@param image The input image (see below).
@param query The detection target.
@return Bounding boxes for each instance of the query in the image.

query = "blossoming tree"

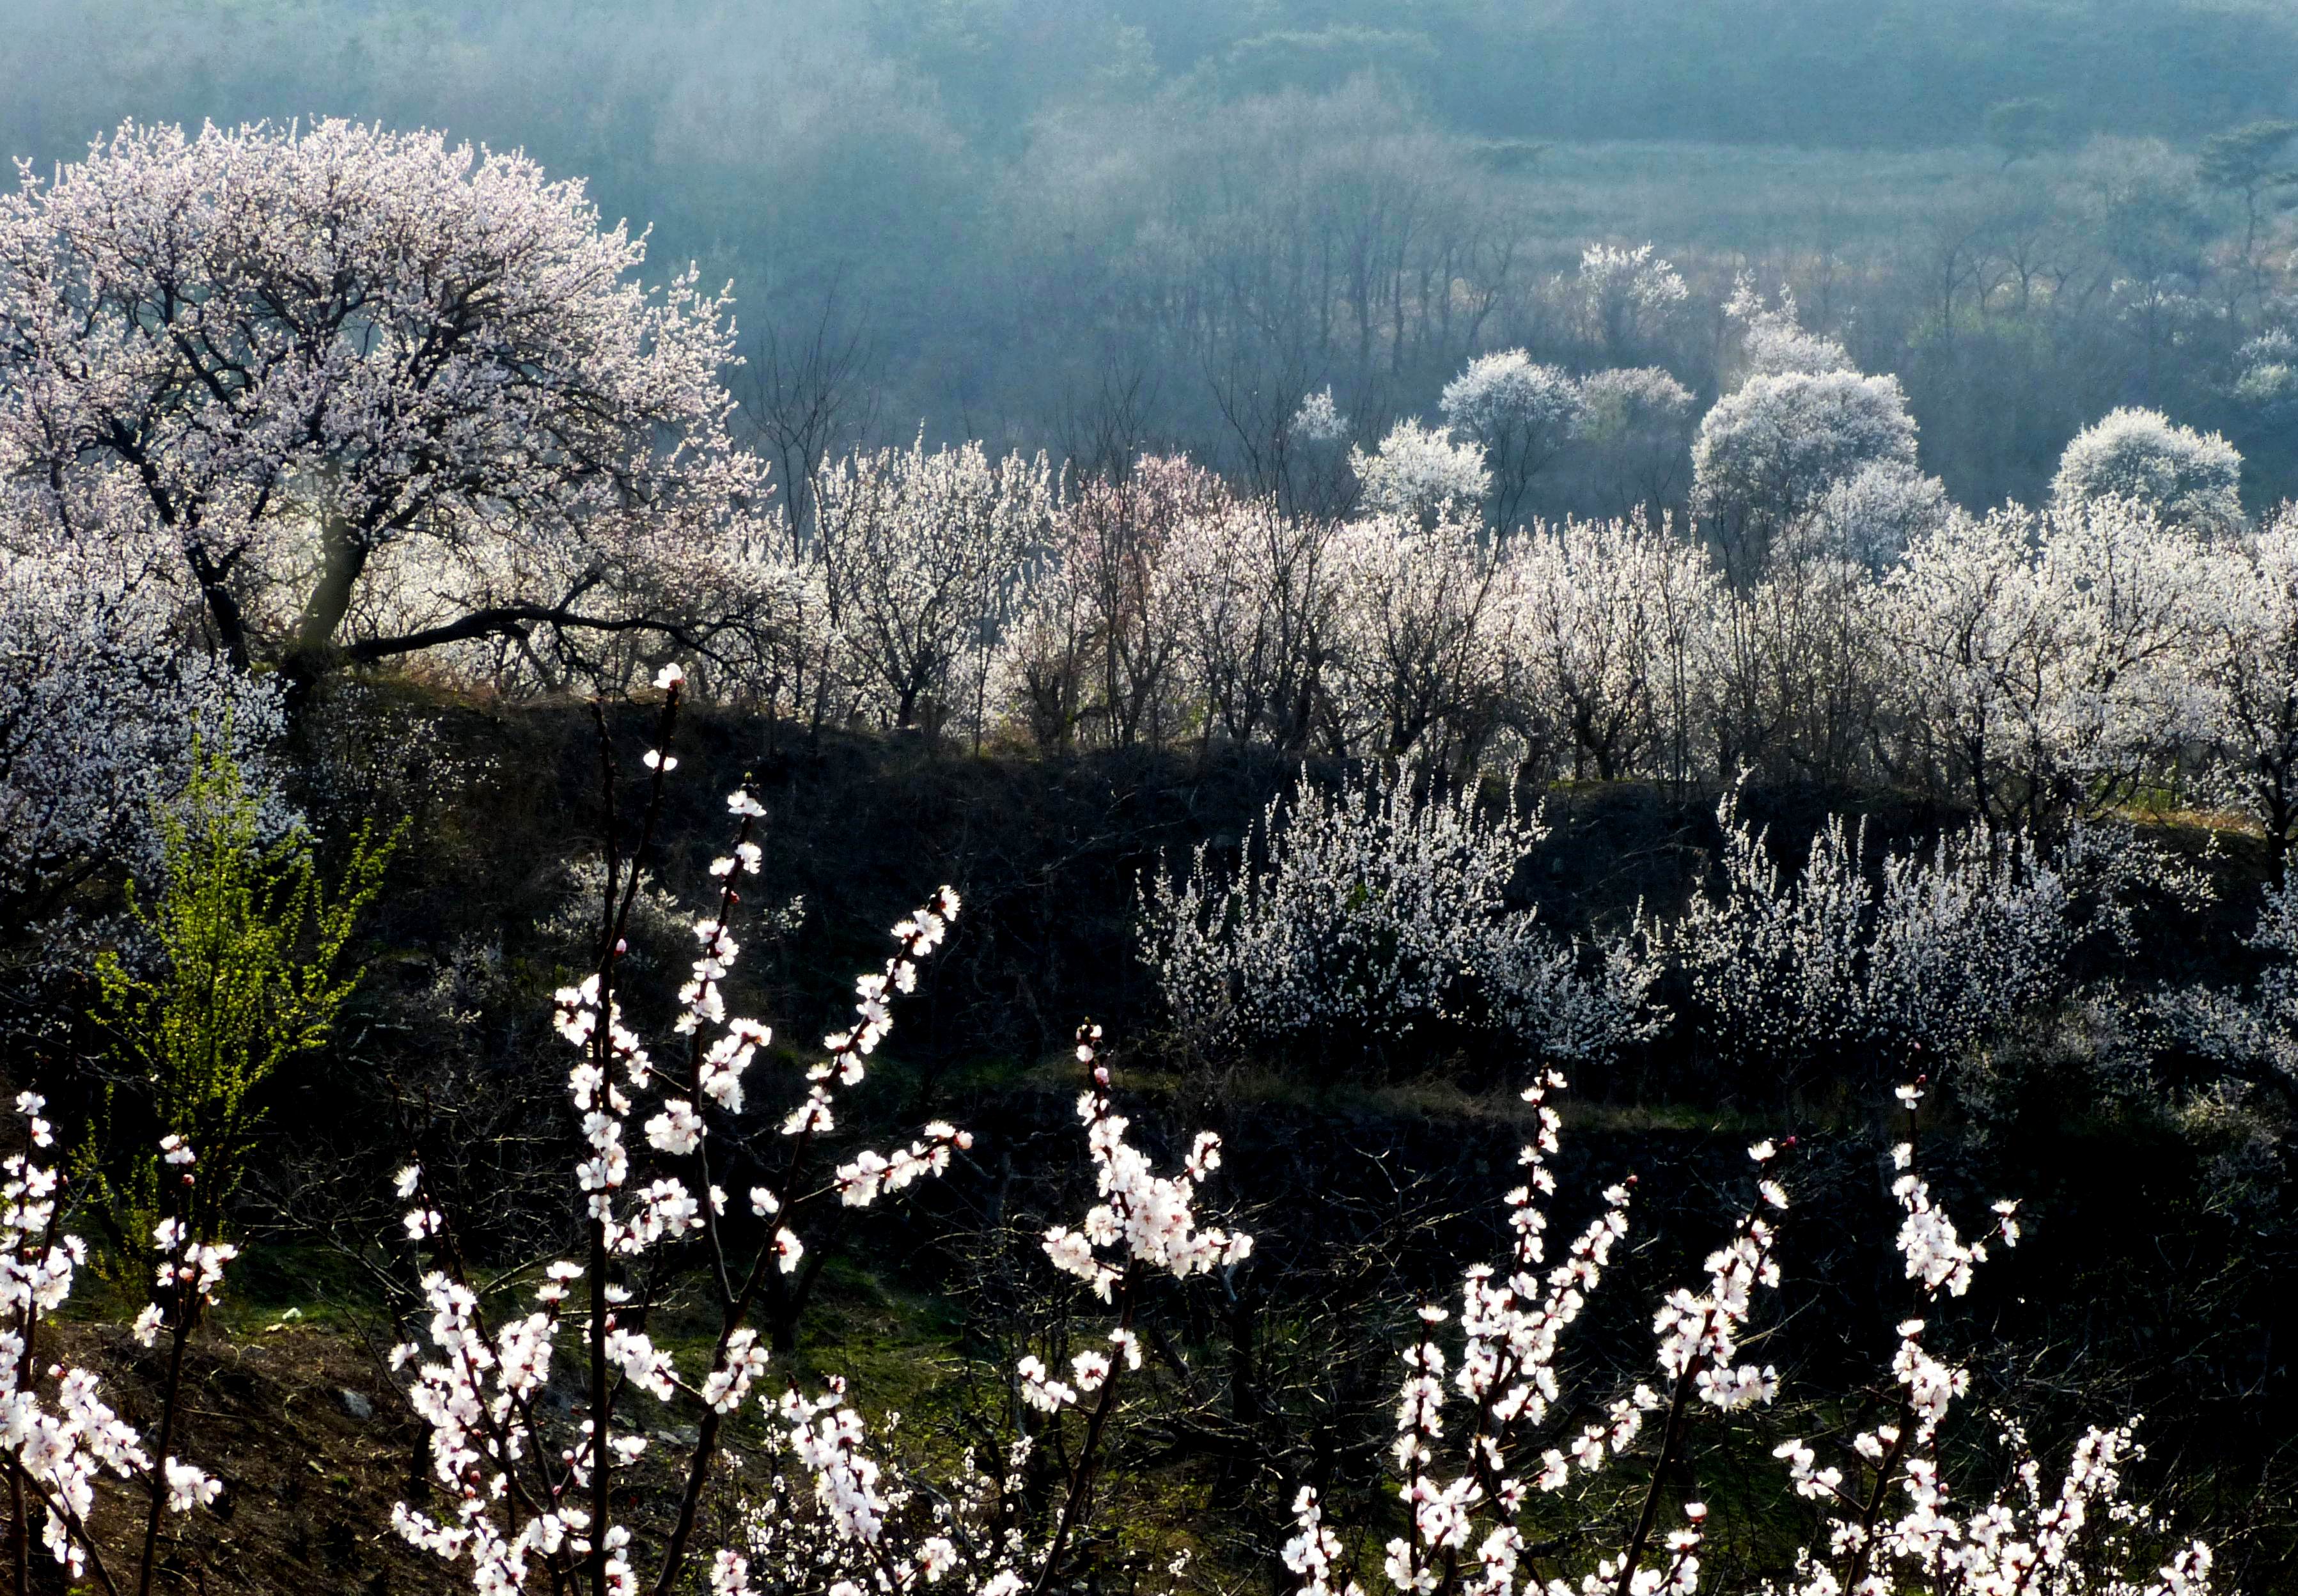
[2052,409,2244,539]
[0,120,765,687]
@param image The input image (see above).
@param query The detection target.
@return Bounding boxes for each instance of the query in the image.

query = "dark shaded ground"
[39,1320,433,1596]
[10,684,2295,1590]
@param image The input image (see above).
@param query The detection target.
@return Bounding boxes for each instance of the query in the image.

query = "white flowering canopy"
[1804,459,1950,569]
[1288,387,1350,445]
[1723,278,1855,383]
[1350,419,1490,528]
[1873,497,2226,827]
[0,120,765,680]
[1439,350,1583,529]
[1575,242,1691,363]
[1574,367,1694,438]
[811,437,1053,730]
[1325,506,1510,763]
[2052,406,2245,537]
[1692,370,1920,567]
[2233,331,2298,414]
[2195,510,2298,860]
[1499,513,1719,783]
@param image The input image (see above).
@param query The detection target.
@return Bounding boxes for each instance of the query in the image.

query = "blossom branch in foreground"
[719,1023,1250,1596]
[391,666,974,1596]
[3,1099,230,1594]
[1340,1067,1780,1596]
[1765,1081,2209,1596]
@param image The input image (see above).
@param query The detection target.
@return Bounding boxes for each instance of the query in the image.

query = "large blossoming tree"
[0,120,767,686]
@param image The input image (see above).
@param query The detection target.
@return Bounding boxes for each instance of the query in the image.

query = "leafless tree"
[733,280,882,559]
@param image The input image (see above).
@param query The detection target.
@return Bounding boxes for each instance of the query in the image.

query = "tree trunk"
[286,514,370,691]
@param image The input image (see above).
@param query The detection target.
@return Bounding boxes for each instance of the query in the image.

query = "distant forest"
[6,0,2298,510]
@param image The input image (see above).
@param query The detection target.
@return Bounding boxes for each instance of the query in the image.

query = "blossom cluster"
[720,1025,1250,1596]
[1040,1024,1254,1303]
[3,1097,231,1583]
[1344,1074,1787,1596]
[1279,1076,2210,1596]
[0,525,285,920]
[1762,1084,2208,1596]
[1661,784,2076,1074]
[0,118,767,689]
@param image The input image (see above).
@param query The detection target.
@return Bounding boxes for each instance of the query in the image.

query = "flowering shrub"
[1138,765,1657,1062]
[2152,871,2298,1088]
[1762,1088,2210,1596]
[1279,1079,2210,1596]
[373,667,974,1589]
[714,1022,1253,1596]
[0,530,281,922]
[1661,786,2072,1076]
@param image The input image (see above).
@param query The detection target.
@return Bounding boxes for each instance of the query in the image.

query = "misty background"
[5,0,2296,512]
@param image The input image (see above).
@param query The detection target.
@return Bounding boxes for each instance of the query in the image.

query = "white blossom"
[1140,765,1656,1060]
[0,119,770,685]
[1352,420,1490,528]
[2053,407,2244,537]
[1440,352,1584,528]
